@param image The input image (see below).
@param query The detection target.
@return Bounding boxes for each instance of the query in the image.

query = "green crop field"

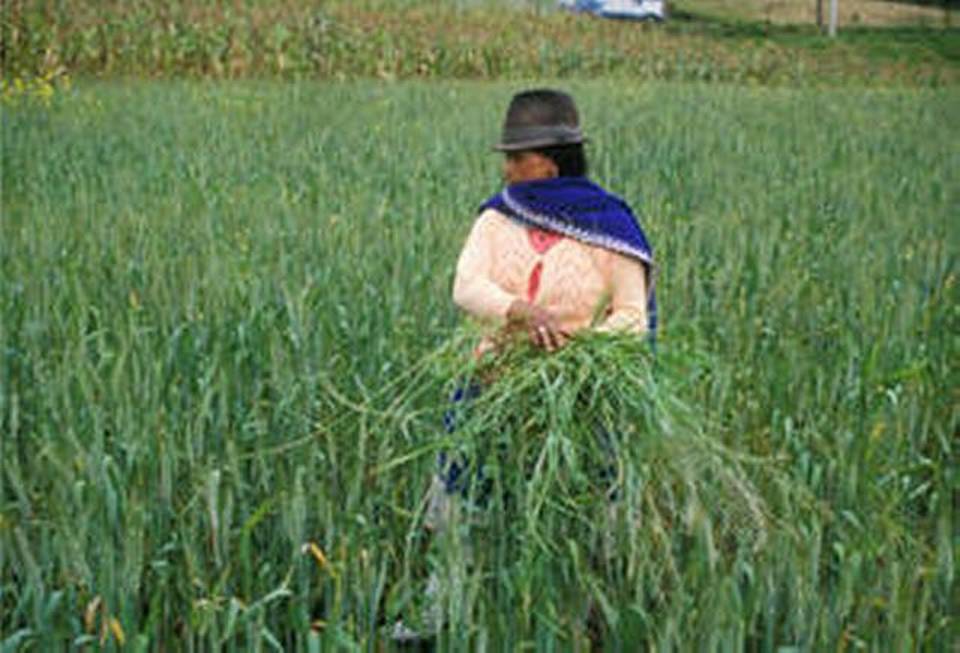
[2,79,957,650]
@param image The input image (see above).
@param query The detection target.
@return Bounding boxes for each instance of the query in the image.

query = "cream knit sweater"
[453,209,650,335]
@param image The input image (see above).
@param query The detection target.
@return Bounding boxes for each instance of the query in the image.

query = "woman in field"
[430,87,658,510]
[393,88,656,643]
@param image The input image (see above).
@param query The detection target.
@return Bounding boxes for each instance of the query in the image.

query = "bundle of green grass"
[393,331,814,644]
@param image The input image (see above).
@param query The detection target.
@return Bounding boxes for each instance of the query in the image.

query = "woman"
[392,88,656,644]
[436,88,658,500]
[453,88,656,353]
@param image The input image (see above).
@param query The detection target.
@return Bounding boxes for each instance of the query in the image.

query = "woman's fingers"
[531,325,548,349]
[541,325,557,351]
[549,327,571,351]
[530,323,568,351]
[513,303,570,351]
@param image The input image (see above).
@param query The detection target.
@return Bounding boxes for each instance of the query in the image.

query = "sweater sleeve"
[597,252,649,335]
[452,210,517,321]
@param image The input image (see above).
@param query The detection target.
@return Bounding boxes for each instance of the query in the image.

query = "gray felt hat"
[493,89,587,152]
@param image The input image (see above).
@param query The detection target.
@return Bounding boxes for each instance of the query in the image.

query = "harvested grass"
[388,331,820,645]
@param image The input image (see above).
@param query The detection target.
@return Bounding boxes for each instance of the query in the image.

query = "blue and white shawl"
[480,176,657,336]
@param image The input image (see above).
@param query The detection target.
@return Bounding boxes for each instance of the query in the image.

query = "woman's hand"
[506,299,570,352]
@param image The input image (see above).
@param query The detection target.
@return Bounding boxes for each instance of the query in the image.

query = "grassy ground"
[2,0,957,85]
[2,79,956,649]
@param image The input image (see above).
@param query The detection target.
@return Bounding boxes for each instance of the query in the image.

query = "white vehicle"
[559,0,667,22]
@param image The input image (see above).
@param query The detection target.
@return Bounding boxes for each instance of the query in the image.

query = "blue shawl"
[480,176,657,336]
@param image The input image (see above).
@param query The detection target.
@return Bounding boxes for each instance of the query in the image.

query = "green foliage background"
[1,80,956,648]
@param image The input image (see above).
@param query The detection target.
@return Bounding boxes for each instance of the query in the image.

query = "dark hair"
[534,143,588,178]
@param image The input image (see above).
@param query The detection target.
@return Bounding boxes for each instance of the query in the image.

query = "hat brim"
[492,136,588,152]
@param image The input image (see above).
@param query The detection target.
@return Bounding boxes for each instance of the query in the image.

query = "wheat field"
[1,80,956,649]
